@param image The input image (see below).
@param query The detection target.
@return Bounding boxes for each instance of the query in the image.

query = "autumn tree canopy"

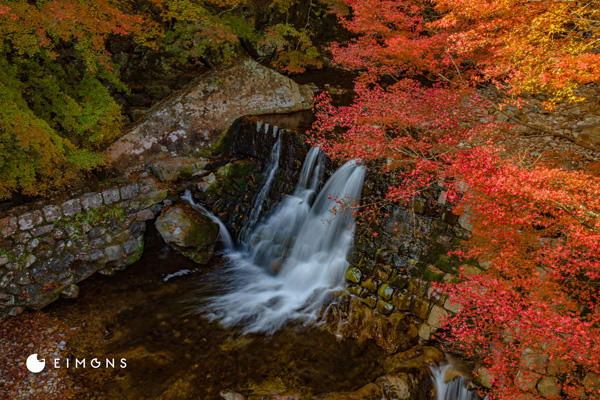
[0,0,332,199]
[313,0,600,398]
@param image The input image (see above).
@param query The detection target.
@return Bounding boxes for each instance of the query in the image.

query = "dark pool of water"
[46,228,385,399]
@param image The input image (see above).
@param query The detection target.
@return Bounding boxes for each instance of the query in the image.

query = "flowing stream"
[244,131,282,233]
[185,146,366,334]
[431,364,481,400]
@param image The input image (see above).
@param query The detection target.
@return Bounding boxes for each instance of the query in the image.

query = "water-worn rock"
[106,58,314,170]
[155,206,219,264]
[324,296,418,354]
[427,305,449,329]
[536,376,561,398]
[321,346,444,400]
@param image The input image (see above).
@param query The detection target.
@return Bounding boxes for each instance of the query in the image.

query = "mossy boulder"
[155,205,219,264]
[215,161,256,179]
[345,266,362,284]
[148,157,208,182]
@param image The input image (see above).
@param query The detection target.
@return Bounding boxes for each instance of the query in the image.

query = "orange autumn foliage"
[315,1,600,398]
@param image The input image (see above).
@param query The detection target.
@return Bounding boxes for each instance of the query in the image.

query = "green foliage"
[152,0,326,71]
[0,0,150,198]
[0,58,68,197]
[260,23,322,73]
[0,52,121,197]
[0,0,334,199]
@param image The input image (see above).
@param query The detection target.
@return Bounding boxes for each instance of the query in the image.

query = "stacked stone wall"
[0,177,167,317]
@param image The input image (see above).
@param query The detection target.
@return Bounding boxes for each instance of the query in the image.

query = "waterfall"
[182,191,234,249]
[244,133,282,233]
[431,364,481,400]
[196,147,365,334]
[242,146,324,267]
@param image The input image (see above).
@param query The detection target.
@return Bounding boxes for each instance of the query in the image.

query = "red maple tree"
[313,1,600,398]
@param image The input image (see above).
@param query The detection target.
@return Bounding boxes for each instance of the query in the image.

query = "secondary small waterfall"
[431,365,480,400]
[182,191,234,249]
[189,146,365,334]
[244,132,281,232]
[242,146,324,270]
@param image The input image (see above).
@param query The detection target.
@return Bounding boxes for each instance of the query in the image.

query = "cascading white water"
[242,147,324,269]
[431,365,480,400]
[244,132,282,232]
[188,147,365,334]
[182,191,234,249]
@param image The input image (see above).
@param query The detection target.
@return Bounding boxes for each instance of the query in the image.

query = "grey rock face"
[106,58,314,170]
[120,183,139,200]
[42,205,62,222]
[80,193,103,210]
[0,177,164,317]
[18,211,43,230]
[61,199,82,217]
[102,188,121,204]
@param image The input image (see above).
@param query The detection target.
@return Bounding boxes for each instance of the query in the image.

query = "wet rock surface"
[155,205,219,264]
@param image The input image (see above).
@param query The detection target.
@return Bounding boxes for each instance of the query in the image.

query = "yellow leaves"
[270,0,296,13]
[438,0,600,106]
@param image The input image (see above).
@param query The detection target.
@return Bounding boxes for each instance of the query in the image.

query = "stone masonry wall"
[315,169,480,356]
[0,177,167,318]
[341,170,474,339]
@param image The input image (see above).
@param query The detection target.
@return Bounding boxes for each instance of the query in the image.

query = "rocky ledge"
[0,178,167,317]
[106,58,315,171]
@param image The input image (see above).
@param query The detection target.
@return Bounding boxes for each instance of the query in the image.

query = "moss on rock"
[155,205,219,264]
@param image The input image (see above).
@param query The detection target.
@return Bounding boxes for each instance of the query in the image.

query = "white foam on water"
[186,147,365,334]
[431,364,481,400]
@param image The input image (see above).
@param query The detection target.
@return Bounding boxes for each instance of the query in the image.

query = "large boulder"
[155,206,219,264]
[106,58,314,170]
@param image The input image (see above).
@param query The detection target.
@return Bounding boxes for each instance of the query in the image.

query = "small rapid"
[244,131,281,233]
[185,146,365,334]
[431,364,481,400]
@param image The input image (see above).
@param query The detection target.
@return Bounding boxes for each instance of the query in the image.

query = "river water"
[45,227,385,399]
[40,142,479,399]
